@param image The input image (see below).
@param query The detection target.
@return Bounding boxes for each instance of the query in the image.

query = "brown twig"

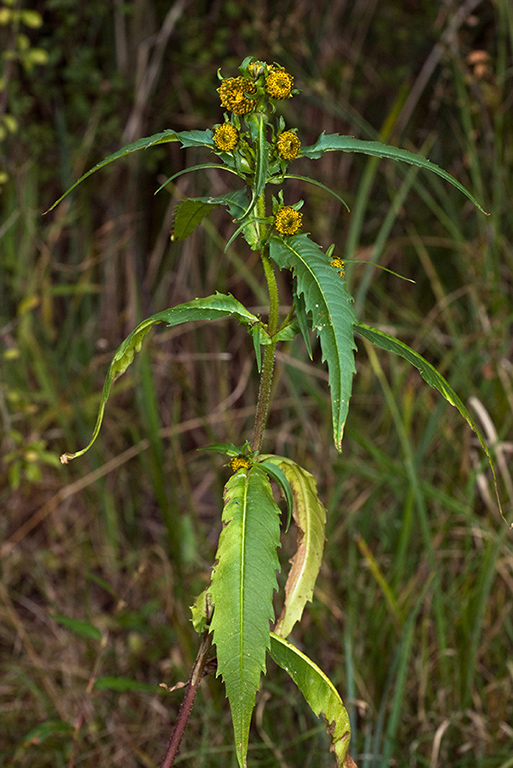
[160,632,213,768]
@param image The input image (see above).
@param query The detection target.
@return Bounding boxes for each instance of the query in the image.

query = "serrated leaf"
[45,129,212,213]
[209,466,281,768]
[260,457,326,637]
[355,321,503,515]
[51,614,102,641]
[269,633,351,766]
[60,294,259,463]
[172,198,221,241]
[300,133,487,213]
[269,234,357,450]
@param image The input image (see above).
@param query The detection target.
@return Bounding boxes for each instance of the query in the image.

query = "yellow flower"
[218,76,257,115]
[229,456,252,473]
[266,69,294,99]
[275,206,303,235]
[213,124,239,151]
[329,257,345,278]
[276,130,301,160]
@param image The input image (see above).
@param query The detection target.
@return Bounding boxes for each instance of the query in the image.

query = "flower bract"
[275,206,303,235]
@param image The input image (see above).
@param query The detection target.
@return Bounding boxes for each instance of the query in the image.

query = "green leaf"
[355,321,504,517]
[51,614,102,641]
[269,633,351,766]
[172,198,221,241]
[201,442,243,457]
[93,676,163,693]
[60,294,259,463]
[209,466,281,768]
[269,234,357,451]
[171,189,257,245]
[45,129,212,212]
[260,457,326,637]
[257,458,294,530]
[283,174,350,212]
[300,133,487,214]
[20,720,73,747]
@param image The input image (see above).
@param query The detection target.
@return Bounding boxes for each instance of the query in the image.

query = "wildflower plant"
[48,56,503,767]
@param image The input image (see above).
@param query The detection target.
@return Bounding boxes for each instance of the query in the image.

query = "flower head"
[276,130,301,161]
[229,456,252,473]
[218,76,257,115]
[329,257,345,278]
[274,206,303,235]
[213,123,239,152]
[266,69,294,100]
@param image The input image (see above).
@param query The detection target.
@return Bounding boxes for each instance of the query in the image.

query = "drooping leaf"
[209,466,281,768]
[269,234,357,450]
[45,129,213,212]
[355,321,504,518]
[269,633,351,766]
[172,198,221,241]
[60,294,259,463]
[300,133,487,214]
[260,456,326,638]
[355,322,488,454]
[171,189,258,247]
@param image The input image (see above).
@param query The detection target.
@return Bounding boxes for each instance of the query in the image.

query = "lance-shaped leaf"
[269,633,351,766]
[209,466,281,768]
[269,234,357,450]
[355,321,504,515]
[60,294,259,463]
[45,129,213,212]
[300,133,487,214]
[260,456,327,638]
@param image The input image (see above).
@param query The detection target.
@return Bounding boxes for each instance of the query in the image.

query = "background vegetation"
[1,0,512,766]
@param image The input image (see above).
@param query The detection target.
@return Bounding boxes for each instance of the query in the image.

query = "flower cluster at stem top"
[213,58,306,241]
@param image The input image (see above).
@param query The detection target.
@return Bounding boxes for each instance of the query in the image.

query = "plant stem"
[252,191,280,451]
[160,632,213,768]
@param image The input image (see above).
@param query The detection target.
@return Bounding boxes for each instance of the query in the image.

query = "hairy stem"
[160,632,213,768]
[252,192,280,451]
